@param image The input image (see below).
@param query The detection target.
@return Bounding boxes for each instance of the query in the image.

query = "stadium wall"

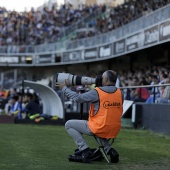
[135,103,170,136]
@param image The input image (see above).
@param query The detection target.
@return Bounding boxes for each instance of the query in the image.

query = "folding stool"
[94,136,115,164]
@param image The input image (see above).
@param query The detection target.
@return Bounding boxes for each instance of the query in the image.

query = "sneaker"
[108,148,119,163]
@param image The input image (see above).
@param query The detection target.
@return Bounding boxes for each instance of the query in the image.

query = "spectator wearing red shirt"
[133,80,150,102]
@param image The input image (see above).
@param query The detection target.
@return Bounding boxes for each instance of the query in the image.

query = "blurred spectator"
[17,93,26,119]
[8,94,19,116]
[158,71,168,95]
[133,80,150,102]
[145,75,160,103]
[23,93,42,119]
[0,89,6,98]
[9,88,17,97]
[156,78,170,103]
[150,75,160,95]
[121,81,131,100]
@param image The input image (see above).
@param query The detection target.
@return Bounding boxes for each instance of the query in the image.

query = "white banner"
[99,45,111,58]
[0,56,19,63]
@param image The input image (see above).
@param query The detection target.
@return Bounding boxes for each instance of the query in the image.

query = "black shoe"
[108,148,119,163]
[81,148,92,163]
[68,154,83,162]
[74,149,82,156]
[68,148,90,163]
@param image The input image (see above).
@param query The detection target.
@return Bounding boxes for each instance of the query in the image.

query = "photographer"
[58,70,124,163]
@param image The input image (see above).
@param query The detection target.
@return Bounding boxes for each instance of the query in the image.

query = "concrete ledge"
[0,115,15,124]
[135,103,170,135]
[121,118,133,128]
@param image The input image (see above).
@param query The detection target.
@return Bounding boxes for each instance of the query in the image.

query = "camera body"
[56,73,102,87]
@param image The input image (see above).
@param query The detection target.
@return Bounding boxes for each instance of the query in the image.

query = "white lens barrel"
[56,73,96,86]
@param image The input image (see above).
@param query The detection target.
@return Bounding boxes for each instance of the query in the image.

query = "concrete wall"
[135,103,170,135]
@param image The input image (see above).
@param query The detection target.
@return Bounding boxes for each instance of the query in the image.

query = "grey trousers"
[65,119,112,153]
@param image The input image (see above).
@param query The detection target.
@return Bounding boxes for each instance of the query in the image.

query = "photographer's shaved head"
[102,70,117,86]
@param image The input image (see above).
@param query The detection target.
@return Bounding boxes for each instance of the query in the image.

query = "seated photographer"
[58,70,123,163]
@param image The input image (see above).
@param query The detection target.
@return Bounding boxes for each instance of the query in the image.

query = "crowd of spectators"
[0,3,103,46]
[73,0,170,40]
[0,87,58,122]
[1,0,170,46]
[58,64,170,106]
[118,65,170,104]
[1,65,170,119]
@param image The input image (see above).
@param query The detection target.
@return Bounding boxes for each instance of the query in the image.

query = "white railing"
[59,83,170,114]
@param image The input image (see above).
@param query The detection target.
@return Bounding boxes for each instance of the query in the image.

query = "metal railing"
[120,83,170,104]
[60,83,170,114]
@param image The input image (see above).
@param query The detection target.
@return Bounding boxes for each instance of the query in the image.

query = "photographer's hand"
[58,79,69,90]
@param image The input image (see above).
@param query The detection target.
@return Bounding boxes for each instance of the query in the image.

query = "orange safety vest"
[88,87,123,138]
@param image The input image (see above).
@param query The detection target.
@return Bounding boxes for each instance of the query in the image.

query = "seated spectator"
[17,93,26,119]
[121,81,131,100]
[156,78,170,103]
[23,93,42,119]
[145,75,160,103]
[128,79,138,101]
[158,71,168,95]
[133,80,150,102]
[150,75,160,95]
[8,95,19,117]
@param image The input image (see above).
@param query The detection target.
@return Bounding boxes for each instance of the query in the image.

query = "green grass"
[0,124,170,170]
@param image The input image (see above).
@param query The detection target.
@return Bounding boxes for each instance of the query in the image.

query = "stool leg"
[99,146,110,163]
[94,136,111,164]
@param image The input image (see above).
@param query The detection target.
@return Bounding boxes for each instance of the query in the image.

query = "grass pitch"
[0,124,170,170]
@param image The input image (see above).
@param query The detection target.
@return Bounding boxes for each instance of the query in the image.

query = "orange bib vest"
[88,87,123,138]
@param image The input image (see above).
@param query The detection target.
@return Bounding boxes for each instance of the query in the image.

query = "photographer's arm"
[58,80,98,103]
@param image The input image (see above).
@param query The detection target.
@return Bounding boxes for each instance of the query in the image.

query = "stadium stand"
[0,3,105,46]
[72,0,170,40]
[0,2,169,54]
[1,1,169,47]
